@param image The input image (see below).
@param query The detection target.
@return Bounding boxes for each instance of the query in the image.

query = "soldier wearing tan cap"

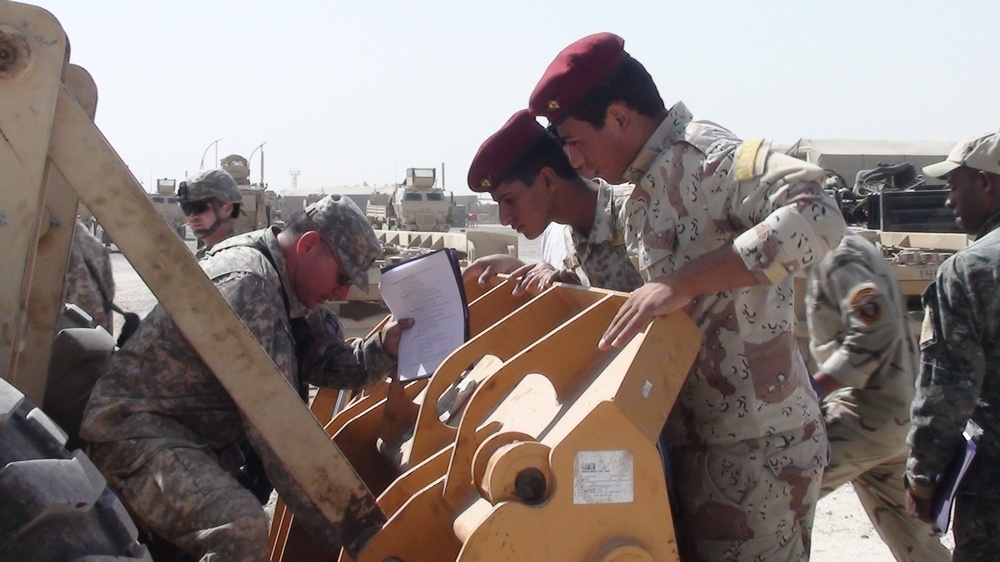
[906,132,1000,561]
[530,33,846,561]
[463,109,642,295]
[82,195,413,560]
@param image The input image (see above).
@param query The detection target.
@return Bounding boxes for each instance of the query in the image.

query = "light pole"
[199,138,222,170]
[248,141,267,188]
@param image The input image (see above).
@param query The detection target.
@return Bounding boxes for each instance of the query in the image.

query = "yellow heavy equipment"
[269,278,700,561]
[0,2,699,560]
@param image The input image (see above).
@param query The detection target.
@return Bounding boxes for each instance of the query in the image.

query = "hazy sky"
[31,1,1000,195]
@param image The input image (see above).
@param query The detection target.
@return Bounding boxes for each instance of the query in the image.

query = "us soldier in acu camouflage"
[529,33,845,561]
[176,168,244,258]
[905,132,1000,562]
[64,219,116,332]
[463,109,643,294]
[81,195,414,561]
[807,232,950,562]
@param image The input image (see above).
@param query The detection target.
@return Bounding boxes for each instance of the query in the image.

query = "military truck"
[221,153,271,232]
[150,178,187,239]
[366,167,454,232]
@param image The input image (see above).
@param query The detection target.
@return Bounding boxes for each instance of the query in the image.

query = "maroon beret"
[529,32,628,125]
[468,110,547,193]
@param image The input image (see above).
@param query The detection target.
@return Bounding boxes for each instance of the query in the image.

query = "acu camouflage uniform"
[64,220,115,332]
[907,212,1000,562]
[621,102,844,561]
[82,201,395,560]
[807,233,949,561]
[558,178,643,292]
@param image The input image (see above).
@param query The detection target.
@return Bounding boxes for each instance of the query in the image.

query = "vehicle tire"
[0,378,152,562]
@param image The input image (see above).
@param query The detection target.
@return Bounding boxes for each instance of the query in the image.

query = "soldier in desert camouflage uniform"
[176,168,244,258]
[64,219,116,332]
[530,33,845,561]
[81,195,413,561]
[807,232,950,562]
[463,109,642,294]
[906,132,1000,562]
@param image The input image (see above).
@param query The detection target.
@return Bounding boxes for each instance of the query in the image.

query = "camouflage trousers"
[668,420,827,562]
[820,402,951,562]
[952,492,1000,562]
[91,440,269,562]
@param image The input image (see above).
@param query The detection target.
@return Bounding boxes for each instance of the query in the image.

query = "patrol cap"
[923,132,1000,178]
[529,32,628,125]
[177,169,243,205]
[305,195,381,291]
[468,110,549,193]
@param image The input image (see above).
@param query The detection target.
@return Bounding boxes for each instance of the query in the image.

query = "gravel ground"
[107,225,953,560]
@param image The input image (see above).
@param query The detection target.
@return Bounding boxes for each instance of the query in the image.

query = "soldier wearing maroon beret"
[530,33,847,561]
[462,109,641,295]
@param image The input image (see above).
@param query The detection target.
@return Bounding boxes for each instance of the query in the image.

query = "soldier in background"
[81,195,413,560]
[807,232,950,561]
[529,33,845,561]
[906,132,1000,562]
[64,219,115,332]
[177,168,243,258]
[462,109,642,295]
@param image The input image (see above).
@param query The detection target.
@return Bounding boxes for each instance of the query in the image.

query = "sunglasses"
[320,239,353,287]
[180,200,213,216]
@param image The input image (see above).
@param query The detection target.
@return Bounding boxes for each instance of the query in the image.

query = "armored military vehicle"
[221,153,271,232]
[150,178,187,239]
[366,167,454,232]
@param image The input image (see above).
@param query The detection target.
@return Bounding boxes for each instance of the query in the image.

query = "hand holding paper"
[379,249,469,382]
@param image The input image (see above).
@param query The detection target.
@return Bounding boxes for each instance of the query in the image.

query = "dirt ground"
[107,228,954,560]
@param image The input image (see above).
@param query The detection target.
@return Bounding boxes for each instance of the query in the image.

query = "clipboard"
[379,248,469,381]
[931,419,983,532]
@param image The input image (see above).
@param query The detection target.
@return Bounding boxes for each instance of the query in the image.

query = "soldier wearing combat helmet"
[177,168,243,257]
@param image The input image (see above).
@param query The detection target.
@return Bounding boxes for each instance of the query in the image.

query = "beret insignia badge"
[547,100,560,110]
[480,179,492,189]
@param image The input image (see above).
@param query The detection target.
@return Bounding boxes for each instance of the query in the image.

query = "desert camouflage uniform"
[808,233,949,561]
[621,102,844,561]
[907,212,1000,562]
[558,179,643,293]
[64,220,115,332]
[82,226,395,561]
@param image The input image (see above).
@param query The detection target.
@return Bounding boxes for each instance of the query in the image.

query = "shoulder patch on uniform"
[919,310,934,346]
[847,282,878,309]
[735,138,765,182]
[919,288,939,348]
[857,300,881,324]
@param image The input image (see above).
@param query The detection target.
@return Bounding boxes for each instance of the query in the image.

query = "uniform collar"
[623,101,693,183]
[975,212,1000,240]
[577,179,618,245]
[262,227,310,318]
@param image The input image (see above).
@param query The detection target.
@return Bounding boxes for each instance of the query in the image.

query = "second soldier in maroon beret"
[462,109,642,296]
[529,32,848,562]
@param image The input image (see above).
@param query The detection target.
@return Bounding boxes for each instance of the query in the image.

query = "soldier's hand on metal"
[380,317,415,359]
[462,254,525,286]
[599,276,692,350]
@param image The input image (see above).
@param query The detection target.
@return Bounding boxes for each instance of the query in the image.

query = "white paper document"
[378,249,468,382]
